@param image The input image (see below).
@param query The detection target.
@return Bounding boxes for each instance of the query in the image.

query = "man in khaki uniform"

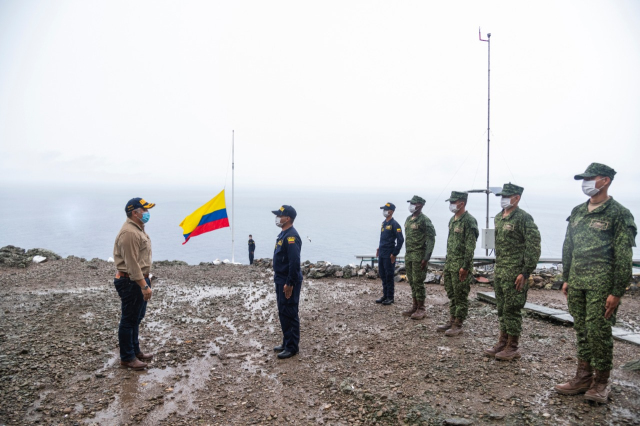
[113,197,155,370]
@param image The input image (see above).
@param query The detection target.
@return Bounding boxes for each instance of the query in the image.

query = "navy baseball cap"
[125,197,155,213]
[272,205,297,220]
[380,202,396,211]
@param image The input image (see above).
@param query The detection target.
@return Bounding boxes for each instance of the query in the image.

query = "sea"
[1,184,639,267]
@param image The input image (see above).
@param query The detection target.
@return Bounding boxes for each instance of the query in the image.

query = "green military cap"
[445,191,468,202]
[495,182,524,197]
[407,195,426,205]
[574,162,616,181]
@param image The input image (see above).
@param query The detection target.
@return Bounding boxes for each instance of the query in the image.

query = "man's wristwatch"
[143,284,150,290]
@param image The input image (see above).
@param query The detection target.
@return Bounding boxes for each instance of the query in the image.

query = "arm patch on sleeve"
[287,237,296,244]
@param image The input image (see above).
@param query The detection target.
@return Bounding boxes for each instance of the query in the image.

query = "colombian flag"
[179,190,230,244]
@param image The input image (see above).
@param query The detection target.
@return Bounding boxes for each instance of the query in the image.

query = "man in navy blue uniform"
[271,205,303,359]
[376,202,404,305]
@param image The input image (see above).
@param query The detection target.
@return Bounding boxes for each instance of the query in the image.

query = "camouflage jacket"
[445,211,479,270]
[562,197,637,297]
[404,213,436,261]
[494,207,541,278]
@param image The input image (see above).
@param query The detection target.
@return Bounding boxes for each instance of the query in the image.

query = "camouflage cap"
[574,163,616,181]
[495,182,524,197]
[445,191,468,202]
[407,195,426,205]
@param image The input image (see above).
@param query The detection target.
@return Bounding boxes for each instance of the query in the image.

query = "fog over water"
[1,184,638,266]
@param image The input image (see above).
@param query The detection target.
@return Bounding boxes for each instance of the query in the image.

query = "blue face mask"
[140,211,150,224]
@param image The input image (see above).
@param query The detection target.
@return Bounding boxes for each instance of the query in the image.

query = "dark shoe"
[495,335,521,360]
[402,298,418,317]
[437,316,455,332]
[584,370,610,403]
[277,350,297,359]
[484,331,508,357]
[410,301,426,320]
[273,345,285,352]
[555,359,594,395]
[120,358,147,370]
[382,298,394,305]
[375,296,387,304]
[444,318,464,337]
[136,352,154,361]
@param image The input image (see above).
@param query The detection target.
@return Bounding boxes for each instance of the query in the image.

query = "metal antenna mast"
[480,28,491,255]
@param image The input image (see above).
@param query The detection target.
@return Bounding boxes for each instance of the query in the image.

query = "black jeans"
[249,251,254,265]
[114,277,149,362]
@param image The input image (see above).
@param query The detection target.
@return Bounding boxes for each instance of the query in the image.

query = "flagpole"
[480,28,491,256]
[231,130,235,263]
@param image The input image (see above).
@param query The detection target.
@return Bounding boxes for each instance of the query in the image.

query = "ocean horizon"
[1,183,639,267]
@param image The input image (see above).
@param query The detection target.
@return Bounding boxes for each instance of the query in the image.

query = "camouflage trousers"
[568,286,618,371]
[494,271,529,336]
[405,259,427,302]
[443,263,472,320]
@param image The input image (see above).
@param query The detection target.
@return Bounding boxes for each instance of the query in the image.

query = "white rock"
[213,259,222,265]
[32,256,47,263]
[107,257,114,262]
[222,259,230,264]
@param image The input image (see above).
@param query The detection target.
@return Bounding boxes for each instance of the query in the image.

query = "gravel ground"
[1,258,639,425]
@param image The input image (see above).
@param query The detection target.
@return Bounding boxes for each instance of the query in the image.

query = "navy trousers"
[275,281,301,353]
[114,277,149,362]
[378,253,396,300]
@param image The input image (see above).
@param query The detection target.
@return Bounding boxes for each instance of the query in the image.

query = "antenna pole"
[486,33,491,255]
[231,130,235,263]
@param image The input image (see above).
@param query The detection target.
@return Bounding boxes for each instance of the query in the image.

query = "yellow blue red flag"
[179,190,229,244]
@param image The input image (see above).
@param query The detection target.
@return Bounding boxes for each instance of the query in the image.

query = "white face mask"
[582,178,604,197]
[383,210,391,218]
[408,204,417,213]
[449,203,460,213]
[275,216,286,228]
[500,197,513,210]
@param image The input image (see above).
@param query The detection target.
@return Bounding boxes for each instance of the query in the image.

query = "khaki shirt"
[113,219,152,281]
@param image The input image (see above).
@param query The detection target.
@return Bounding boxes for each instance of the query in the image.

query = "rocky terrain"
[1,250,640,425]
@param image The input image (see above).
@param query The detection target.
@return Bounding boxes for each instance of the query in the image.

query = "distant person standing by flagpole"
[248,234,256,265]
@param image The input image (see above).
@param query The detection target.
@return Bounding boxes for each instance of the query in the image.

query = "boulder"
[366,271,378,279]
[342,266,353,279]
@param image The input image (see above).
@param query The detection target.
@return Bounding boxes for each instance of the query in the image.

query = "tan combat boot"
[555,360,594,395]
[495,335,521,360]
[437,316,455,332]
[584,370,611,403]
[483,330,508,357]
[444,318,464,337]
[402,298,418,317]
[411,301,426,320]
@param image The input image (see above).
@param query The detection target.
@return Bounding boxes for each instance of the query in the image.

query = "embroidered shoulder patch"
[397,228,401,232]
[589,220,609,231]
[287,236,296,244]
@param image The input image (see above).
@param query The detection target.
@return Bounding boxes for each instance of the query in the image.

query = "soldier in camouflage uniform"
[402,195,436,320]
[483,183,541,361]
[438,191,479,336]
[555,163,637,404]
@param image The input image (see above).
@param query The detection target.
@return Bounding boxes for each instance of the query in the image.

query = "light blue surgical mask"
[140,211,150,224]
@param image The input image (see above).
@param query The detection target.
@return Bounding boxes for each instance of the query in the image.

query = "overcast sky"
[1,0,639,196]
